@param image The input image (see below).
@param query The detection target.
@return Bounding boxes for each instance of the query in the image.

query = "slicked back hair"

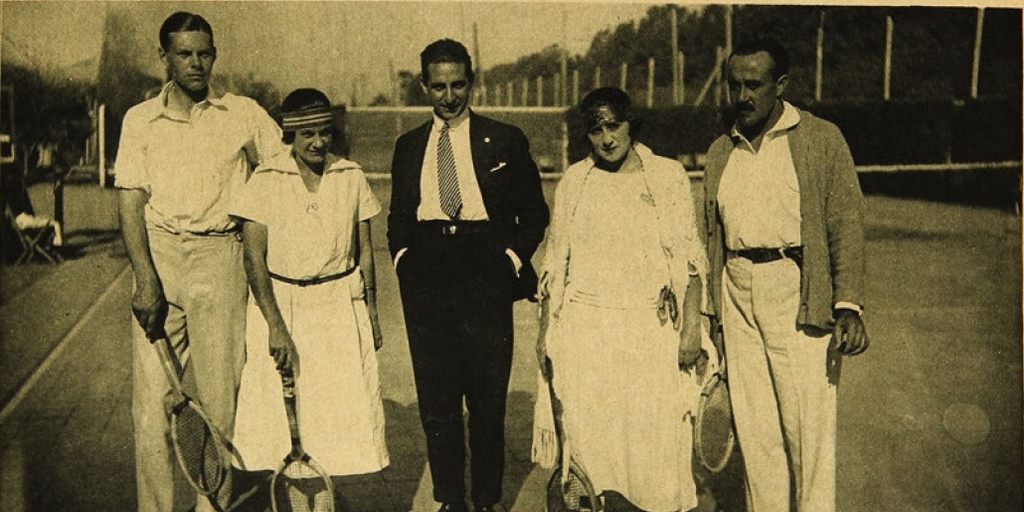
[731,38,789,80]
[159,11,214,50]
[419,39,475,84]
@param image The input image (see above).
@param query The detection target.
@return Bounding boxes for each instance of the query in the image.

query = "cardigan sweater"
[703,105,865,330]
[542,143,708,321]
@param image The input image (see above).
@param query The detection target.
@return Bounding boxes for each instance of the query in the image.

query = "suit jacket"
[387,111,550,301]
[703,105,865,330]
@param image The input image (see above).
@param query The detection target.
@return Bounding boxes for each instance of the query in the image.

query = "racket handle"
[152,337,186,399]
[280,371,303,452]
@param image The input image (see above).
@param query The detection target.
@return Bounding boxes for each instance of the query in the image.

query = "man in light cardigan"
[702,38,869,512]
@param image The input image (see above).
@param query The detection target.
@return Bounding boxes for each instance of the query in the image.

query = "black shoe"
[437,502,469,512]
[473,504,503,512]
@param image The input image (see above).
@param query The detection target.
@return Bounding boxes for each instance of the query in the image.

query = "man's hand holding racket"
[268,326,300,374]
[132,276,168,341]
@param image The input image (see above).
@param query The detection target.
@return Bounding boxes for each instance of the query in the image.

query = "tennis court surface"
[1,180,1020,511]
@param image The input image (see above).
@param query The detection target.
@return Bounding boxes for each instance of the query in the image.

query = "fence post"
[671,7,679,105]
[884,15,893,101]
[816,10,824,102]
[98,104,106,188]
[536,75,544,106]
[678,51,685,105]
[620,62,628,91]
[572,68,580,107]
[647,57,655,108]
[971,7,985,99]
[554,73,562,106]
[594,66,602,90]
[522,78,529,106]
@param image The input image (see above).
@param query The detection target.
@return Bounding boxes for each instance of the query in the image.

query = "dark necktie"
[436,122,463,219]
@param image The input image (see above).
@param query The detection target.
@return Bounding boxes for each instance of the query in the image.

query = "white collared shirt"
[416,111,489,221]
[717,101,803,251]
[115,82,284,234]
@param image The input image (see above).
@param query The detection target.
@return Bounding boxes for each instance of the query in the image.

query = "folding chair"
[4,206,62,265]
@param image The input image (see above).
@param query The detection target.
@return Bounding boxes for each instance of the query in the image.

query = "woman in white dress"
[230,88,389,476]
[536,87,710,512]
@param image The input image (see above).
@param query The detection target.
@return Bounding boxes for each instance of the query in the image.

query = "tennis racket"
[693,325,735,473]
[543,358,603,512]
[152,336,228,496]
[270,371,335,512]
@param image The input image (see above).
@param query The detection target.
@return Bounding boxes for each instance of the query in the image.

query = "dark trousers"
[396,223,515,506]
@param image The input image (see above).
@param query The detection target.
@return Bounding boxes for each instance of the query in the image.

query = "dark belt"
[269,266,357,287]
[416,220,493,236]
[732,246,803,264]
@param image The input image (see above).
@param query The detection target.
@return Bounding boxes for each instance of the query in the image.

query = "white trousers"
[722,256,836,512]
[131,229,247,512]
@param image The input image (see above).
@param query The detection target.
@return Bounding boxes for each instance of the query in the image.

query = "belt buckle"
[442,224,458,235]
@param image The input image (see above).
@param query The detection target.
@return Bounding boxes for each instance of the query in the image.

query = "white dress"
[229,151,389,475]
[547,170,698,512]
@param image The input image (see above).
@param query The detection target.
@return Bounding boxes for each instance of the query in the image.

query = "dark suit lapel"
[469,113,498,205]
[407,121,432,185]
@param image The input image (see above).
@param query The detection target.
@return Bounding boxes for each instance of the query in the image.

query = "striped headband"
[281,106,333,131]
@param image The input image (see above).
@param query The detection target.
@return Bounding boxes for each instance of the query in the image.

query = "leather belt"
[417,220,493,236]
[270,266,357,287]
[731,246,803,264]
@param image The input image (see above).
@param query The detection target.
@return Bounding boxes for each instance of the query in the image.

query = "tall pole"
[671,7,679,105]
[561,6,569,107]
[678,52,685,105]
[473,22,484,105]
[724,4,732,63]
[815,10,824,102]
[971,7,985,99]
[884,15,893,101]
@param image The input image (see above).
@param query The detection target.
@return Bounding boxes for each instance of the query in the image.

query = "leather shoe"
[436,502,469,512]
[474,505,502,512]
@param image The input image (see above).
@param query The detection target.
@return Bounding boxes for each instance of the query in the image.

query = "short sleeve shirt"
[231,151,381,280]
[114,82,284,233]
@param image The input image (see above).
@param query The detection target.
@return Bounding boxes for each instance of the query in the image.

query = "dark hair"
[419,39,475,84]
[731,38,790,79]
[279,88,337,144]
[579,87,642,136]
[159,12,214,50]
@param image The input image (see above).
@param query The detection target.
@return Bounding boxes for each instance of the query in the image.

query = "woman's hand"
[268,326,299,374]
[677,319,702,368]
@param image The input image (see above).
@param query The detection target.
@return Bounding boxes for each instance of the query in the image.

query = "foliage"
[423,4,1022,107]
[1,62,94,169]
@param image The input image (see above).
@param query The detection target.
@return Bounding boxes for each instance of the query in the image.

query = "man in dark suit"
[387,39,549,512]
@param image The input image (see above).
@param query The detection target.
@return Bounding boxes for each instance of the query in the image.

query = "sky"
[1,1,661,104]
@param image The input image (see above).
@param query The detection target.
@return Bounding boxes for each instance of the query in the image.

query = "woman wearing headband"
[229,88,389,476]
[534,87,710,511]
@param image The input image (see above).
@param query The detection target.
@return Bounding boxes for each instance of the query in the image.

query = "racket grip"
[152,337,186,398]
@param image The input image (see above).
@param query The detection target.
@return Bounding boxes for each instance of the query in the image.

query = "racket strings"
[273,461,333,512]
[547,467,600,512]
[696,376,735,472]
[172,405,224,494]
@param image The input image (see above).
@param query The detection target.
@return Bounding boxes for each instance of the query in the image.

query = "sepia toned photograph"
[1,2,1021,511]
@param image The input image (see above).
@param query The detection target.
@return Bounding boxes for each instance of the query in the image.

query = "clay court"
[0,176,1020,512]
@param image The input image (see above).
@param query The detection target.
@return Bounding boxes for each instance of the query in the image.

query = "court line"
[0,264,131,425]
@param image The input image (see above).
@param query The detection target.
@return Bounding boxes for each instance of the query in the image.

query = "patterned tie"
[436,122,463,219]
